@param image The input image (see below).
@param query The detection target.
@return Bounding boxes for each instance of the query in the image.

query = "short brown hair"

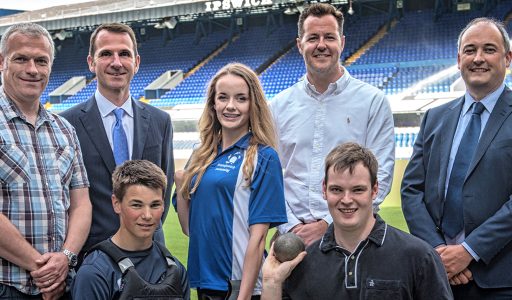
[112,160,167,201]
[89,23,138,57]
[324,142,378,187]
[457,17,510,53]
[298,3,344,38]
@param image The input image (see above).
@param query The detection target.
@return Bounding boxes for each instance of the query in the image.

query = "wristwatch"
[62,249,78,267]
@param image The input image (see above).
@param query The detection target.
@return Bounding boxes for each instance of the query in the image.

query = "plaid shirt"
[0,90,89,295]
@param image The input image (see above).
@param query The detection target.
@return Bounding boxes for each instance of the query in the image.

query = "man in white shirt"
[270,3,395,245]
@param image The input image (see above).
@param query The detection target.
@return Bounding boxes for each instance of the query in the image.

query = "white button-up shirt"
[95,89,135,159]
[270,67,395,233]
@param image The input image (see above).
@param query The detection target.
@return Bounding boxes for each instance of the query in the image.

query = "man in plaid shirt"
[0,23,91,299]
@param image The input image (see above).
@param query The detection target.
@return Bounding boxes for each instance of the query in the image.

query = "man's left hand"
[42,281,66,300]
[436,245,473,279]
[31,252,69,293]
[291,220,327,246]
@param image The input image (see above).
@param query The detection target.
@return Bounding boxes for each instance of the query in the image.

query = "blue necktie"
[442,102,485,238]
[112,108,129,165]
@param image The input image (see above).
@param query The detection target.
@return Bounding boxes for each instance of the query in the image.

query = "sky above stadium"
[0,0,98,11]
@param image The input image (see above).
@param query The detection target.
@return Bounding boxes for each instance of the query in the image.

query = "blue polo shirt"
[188,133,287,293]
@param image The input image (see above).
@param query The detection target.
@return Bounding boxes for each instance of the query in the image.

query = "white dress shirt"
[270,67,395,233]
[95,89,135,159]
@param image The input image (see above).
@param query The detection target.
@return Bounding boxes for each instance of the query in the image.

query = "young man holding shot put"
[261,143,452,300]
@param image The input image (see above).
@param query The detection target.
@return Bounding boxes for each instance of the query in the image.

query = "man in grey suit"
[61,23,174,259]
[401,17,512,298]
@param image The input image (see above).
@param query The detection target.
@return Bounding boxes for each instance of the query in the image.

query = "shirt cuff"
[322,214,333,225]
[278,221,299,234]
[462,242,480,262]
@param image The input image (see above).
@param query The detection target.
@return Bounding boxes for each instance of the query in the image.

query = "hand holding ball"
[273,233,305,263]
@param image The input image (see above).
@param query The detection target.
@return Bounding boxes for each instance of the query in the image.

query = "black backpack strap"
[153,241,177,268]
[87,240,134,274]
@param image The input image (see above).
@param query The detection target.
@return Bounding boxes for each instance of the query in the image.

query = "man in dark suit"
[61,23,174,257]
[401,17,512,299]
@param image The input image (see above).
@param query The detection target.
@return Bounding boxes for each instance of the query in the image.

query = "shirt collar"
[0,88,53,124]
[304,66,350,97]
[462,83,505,115]
[319,214,387,253]
[217,132,252,153]
[95,89,134,118]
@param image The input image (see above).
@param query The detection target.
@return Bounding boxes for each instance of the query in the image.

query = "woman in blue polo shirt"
[175,63,287,299]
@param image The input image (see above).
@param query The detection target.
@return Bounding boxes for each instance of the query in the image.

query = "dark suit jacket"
[61,96,174,251]
[401,87,512,288]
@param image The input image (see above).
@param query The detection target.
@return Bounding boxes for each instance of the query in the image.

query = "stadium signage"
[204,0,273,12]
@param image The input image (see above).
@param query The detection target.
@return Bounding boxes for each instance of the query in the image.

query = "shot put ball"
[273,233,305,263]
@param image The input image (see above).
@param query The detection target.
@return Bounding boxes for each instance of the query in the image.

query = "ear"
[371,182,379,200]
[0,54,4,72]
[296,37,303,55]
[87,55,95,73]
[340,35,346,53]
[457,52,461,70]
[112,194,121,214]
[322,179,327,200]
[134,54,140,73]
[505,50,512,68]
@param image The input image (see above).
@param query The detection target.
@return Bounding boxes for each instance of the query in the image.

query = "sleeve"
[71,256,113,300]
[465,194,512,264]
[248,148,287,228]
[400,110,445,247]
[414,249,452,300]
[277,201,302,234]
[69,126,90,189]
[366,93,395,210]
[161,114,175,223]
[269,99,303,234]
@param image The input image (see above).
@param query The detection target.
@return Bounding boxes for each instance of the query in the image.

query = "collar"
[462,83,504,115]
[304,66,350,97]
[0,88,53,124]
[217,131,252,153]
[95,89,134,118]
[319,214,387,253]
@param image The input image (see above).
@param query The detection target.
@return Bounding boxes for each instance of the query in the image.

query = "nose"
[473,49,485,64]
[225,97,236,110]
[338,192,352,204]
[141,207,152,220]
[110,53,122,68]
[25,59,38,75]
[317,37,327,50]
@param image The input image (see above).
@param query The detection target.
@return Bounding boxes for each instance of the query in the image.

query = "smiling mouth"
[20,78,41,83]
[223,113,240,119]
[107,72,127,76]
[137,223,154,228]
[339,208,357,214]
[469,67,489,72]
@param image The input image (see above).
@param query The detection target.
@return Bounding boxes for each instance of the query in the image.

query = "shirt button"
[351,256,355,260]
[349,272,353,276]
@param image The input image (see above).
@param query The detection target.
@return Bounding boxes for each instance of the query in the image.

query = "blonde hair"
[180,63,277,200]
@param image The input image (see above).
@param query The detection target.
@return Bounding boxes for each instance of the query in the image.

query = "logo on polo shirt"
[215,151,242,173]
[226,152,242,164]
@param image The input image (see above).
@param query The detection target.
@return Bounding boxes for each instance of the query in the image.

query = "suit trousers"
[452,281,512,300]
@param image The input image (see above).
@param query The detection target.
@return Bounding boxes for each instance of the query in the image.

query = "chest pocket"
[55,145,74,185]
[0,144,30,184]
[364,279,402,300]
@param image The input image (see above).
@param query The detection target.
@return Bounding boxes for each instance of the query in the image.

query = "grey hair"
[0,22,55,62]
[457,17,510,53]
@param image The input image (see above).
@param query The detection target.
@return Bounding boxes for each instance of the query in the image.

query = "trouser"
[0,284,41,300]
[451,281,512,300]
[197,288,261,300]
